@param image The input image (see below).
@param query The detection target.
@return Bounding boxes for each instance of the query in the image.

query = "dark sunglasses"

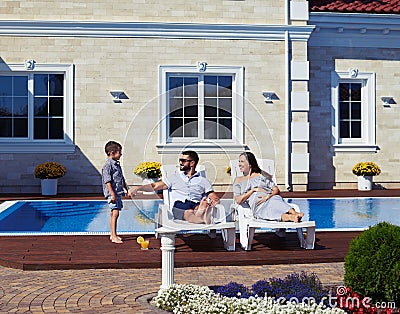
[179,158,194,163]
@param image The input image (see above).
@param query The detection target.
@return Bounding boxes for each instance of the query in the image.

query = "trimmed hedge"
[344,222,400,303]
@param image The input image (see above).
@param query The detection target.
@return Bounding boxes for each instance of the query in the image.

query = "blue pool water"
[0,199,160,235]
[0,197,399,235]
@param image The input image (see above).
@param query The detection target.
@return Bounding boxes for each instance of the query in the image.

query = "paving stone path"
[0,262,344,313]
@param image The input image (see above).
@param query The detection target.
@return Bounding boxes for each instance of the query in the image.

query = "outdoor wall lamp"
[381,96,395,108]
[24,59,36,70]
[110,91,129,103]
[262,91,279,103]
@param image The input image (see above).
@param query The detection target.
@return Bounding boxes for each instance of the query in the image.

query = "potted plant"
[134,161,162,194]
[352,161,381,191]
[34,161,67,195]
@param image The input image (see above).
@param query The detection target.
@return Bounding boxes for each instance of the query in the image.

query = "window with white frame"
[158,65,245,153]
[0,64,74,152]
[339,82,362,139]
[331,71,377,152]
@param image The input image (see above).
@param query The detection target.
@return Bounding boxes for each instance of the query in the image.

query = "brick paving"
[0,262,344,314]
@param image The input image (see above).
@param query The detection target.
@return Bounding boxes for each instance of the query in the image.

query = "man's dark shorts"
[172,200,200,220]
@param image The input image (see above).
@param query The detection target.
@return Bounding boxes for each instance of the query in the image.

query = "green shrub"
[344,222,400,304]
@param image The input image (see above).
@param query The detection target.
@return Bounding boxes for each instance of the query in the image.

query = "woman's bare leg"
[287,208,304,221]
[281,212,304,223]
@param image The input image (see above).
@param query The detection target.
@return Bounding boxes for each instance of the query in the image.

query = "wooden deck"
[0,231,360,270]
[1,189,399,271]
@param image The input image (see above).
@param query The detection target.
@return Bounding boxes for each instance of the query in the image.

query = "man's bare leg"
[183,199,213,225]
[183,209,207,224]
[194,197,209,217]
[203,205,212,224]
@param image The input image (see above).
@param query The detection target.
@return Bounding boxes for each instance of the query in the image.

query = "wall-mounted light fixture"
[110,91,129,103]
[24,59,36,70]
[197,61,207,72]
[349,68,358,78]
[262,91,279,104]
[381,96,395,108]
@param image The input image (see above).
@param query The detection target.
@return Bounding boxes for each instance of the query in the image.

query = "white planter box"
[41,179,58,195]
[357,176,372,191]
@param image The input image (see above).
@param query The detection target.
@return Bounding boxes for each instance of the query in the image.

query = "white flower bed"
[151,284,346,314]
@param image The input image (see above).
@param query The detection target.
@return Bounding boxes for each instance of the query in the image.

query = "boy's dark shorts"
[107,196,123,211]
[172,200,200,220]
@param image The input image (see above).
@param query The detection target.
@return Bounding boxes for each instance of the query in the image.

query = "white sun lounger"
[155,164,236,251]
[230,159,316,250]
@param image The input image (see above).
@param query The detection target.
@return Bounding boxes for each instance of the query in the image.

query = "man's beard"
[180,164,190,172]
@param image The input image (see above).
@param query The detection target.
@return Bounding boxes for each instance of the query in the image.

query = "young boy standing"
[102,141,128,243]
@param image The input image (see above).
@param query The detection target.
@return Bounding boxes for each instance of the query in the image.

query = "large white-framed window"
[157,65,245,153]
[331,71,377,152]
[0,64,74,153]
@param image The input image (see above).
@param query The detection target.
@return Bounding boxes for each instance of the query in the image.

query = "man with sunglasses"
[128,150,219,224]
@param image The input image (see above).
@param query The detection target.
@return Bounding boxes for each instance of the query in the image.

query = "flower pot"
[357,176,372,191]
[142,178,159,194]
[41,179,58,196]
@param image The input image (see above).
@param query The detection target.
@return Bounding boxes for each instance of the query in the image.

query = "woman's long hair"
[240,152,261,174]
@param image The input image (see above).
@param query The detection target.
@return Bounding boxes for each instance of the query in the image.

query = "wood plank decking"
[1,189,399,271]
[0,231,360,270]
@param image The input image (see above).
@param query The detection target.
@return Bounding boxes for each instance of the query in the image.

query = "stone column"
[289,1,310,191]
[159,233,175,290]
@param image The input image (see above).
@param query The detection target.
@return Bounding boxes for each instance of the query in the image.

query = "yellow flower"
[34,162,67,179]
[225,166,231,175]
[352,162,381,176]
[134,161,162,179]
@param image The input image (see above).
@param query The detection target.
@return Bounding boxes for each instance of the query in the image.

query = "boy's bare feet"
[110,236,123,243]
[110,236,122,241]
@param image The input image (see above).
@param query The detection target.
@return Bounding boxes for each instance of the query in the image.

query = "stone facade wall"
[309,46,400,189]
[0,0,315,194]
[0,35,287,193]
[0,0,285,24]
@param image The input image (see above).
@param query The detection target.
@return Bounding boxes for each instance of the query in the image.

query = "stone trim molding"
[0,20,314,41]
[309,13,400,48]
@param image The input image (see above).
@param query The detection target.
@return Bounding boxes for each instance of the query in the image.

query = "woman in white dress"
[233,152,304,222]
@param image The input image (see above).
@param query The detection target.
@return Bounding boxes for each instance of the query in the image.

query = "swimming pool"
[0,199,160,235]
[0,197,399,235]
